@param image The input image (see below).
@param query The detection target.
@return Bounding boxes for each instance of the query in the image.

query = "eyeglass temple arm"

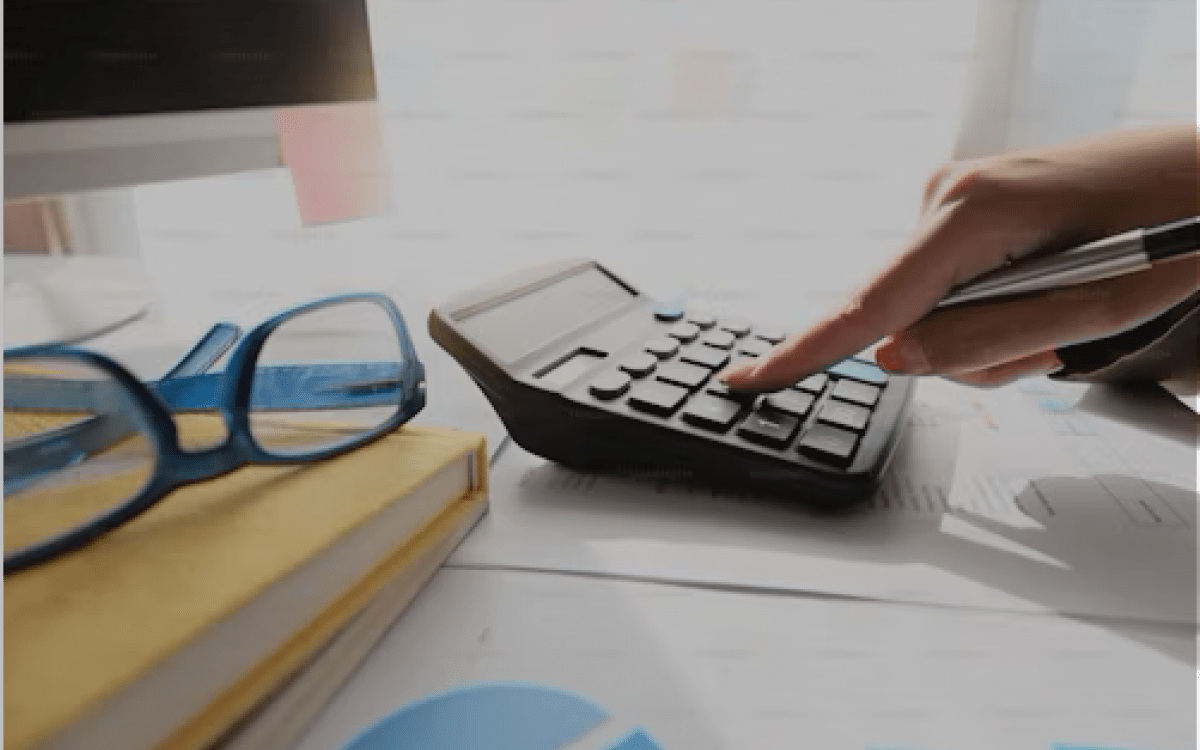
[4,408,141,495]
[161,323,242,380]
[7,362,413,412]
[5,361,420,482]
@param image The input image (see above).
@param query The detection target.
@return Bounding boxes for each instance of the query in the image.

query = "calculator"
[429,259,915,506]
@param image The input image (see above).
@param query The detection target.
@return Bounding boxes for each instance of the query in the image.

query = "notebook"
[5,420,488,750]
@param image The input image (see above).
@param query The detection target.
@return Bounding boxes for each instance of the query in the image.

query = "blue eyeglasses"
[4,293,426,574]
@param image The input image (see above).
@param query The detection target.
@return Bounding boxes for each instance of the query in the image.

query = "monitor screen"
[5,0,376,123]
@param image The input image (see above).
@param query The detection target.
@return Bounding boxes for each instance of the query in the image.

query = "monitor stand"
[4,255,150,347]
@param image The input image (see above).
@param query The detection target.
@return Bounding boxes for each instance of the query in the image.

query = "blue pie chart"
[339,681,664,750]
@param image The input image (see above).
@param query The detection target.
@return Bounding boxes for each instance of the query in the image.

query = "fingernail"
[875,337,930,375]
[718,361,757,384]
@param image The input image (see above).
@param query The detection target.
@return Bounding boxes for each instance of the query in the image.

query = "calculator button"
[827,359,888,385]
[681,395,744,432]
[737,409,801,449]
[656,362,710,390]
[737,338,772,358]
[762,390,814,418]
[718,319,751,337]
[628,381,690,416]
[687,312,716,329]
[728,354,758,369]
[754,329,786,344]
[794,373,829,393]
[705,381,758,403]
[831,379,881,407]
[680,346,730,370]
[618,352,658,377]
[701,330,736,350]
[667,321,700,343]
[645,337,680,359]
[588,371,631,400]
[652,303,685,322]
[797,423,858,465]
[818,399,871,432]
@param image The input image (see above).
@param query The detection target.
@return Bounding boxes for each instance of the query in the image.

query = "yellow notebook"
[5,422,488,750]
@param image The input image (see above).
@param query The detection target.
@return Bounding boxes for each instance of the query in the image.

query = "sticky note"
[275,101,391,225]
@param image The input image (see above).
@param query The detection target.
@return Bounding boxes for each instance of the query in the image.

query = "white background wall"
[127,0,1194,332]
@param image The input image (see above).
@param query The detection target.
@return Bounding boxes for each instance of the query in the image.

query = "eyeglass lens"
[4,356,157,557]
[248,299,406,456]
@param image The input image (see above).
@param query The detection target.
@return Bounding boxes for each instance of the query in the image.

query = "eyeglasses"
[4,293,426,574]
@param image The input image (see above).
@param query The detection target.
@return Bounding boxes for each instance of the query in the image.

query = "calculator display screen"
[455,266,635,363]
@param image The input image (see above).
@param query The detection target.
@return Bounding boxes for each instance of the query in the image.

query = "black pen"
[936,216,1199,308]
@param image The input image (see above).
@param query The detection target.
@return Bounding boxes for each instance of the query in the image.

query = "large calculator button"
[652,303,685,322]
[737,338,772,358]
[831,379,881,407]
[737,409,801,449]
[797,423,858,465]
[794,373,828,394]
[818,399,871,432]
[667,321,700,343]
[687,312,716,329]
[701,330,736,350]
[681,394,744,432]
[718,319,751,337]
[762,390,814,418]
[628,381,690,416]
[705,381,758,403]
[754,329,786,344]
[645,337,680,359]
[828,359,888,385]
[656,361,710,390]
[619,352,658,377]
[589,371,631,400]
[680,346,730,370]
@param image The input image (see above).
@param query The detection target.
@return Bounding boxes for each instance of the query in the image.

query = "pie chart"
[340,681,664,750]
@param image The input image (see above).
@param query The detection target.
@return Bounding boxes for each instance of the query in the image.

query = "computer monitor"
[4,0,379,342]
[5,0,376,197]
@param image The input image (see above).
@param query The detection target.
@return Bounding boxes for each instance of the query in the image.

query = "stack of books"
[6,422,489,750]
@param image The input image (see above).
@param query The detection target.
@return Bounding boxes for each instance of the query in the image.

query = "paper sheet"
[452,376,1198,624]
[293,568,1196,750]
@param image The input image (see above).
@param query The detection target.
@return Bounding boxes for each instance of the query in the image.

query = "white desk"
[13,0,1196,744]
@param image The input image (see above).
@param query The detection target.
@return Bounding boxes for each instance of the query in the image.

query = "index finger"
[718,198,1048,390]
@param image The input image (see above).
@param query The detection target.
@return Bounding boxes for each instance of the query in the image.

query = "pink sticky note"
[275,101,392,225]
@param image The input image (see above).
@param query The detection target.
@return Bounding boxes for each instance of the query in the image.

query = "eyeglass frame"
[4,292,426,574]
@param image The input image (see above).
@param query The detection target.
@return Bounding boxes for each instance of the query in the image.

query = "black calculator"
[429,258,914,506]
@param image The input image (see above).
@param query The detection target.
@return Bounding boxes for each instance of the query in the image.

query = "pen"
[936,216,1199,308]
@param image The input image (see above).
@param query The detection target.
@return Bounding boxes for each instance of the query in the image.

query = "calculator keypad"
[656,361,710,390]
[589,371,632,400]
[762,390,815,418]
[718,320,751,337]
[700,330,736,350]
[627,381,690,416]
[645,337,680,359]
[737,409,801,449]
[585,309,896,470]
[798,423,858,465]
[831,379,880,407]
[681,395,745,432]
[737,338,772,358]
[818,400,871,432]
[619,352,658,377]
[680,346,730,370]
[667,322,700,343]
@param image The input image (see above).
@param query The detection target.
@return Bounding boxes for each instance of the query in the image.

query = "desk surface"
[8,0,1198,745]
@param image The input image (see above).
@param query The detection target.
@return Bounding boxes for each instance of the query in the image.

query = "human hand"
[719,126,1199,390]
